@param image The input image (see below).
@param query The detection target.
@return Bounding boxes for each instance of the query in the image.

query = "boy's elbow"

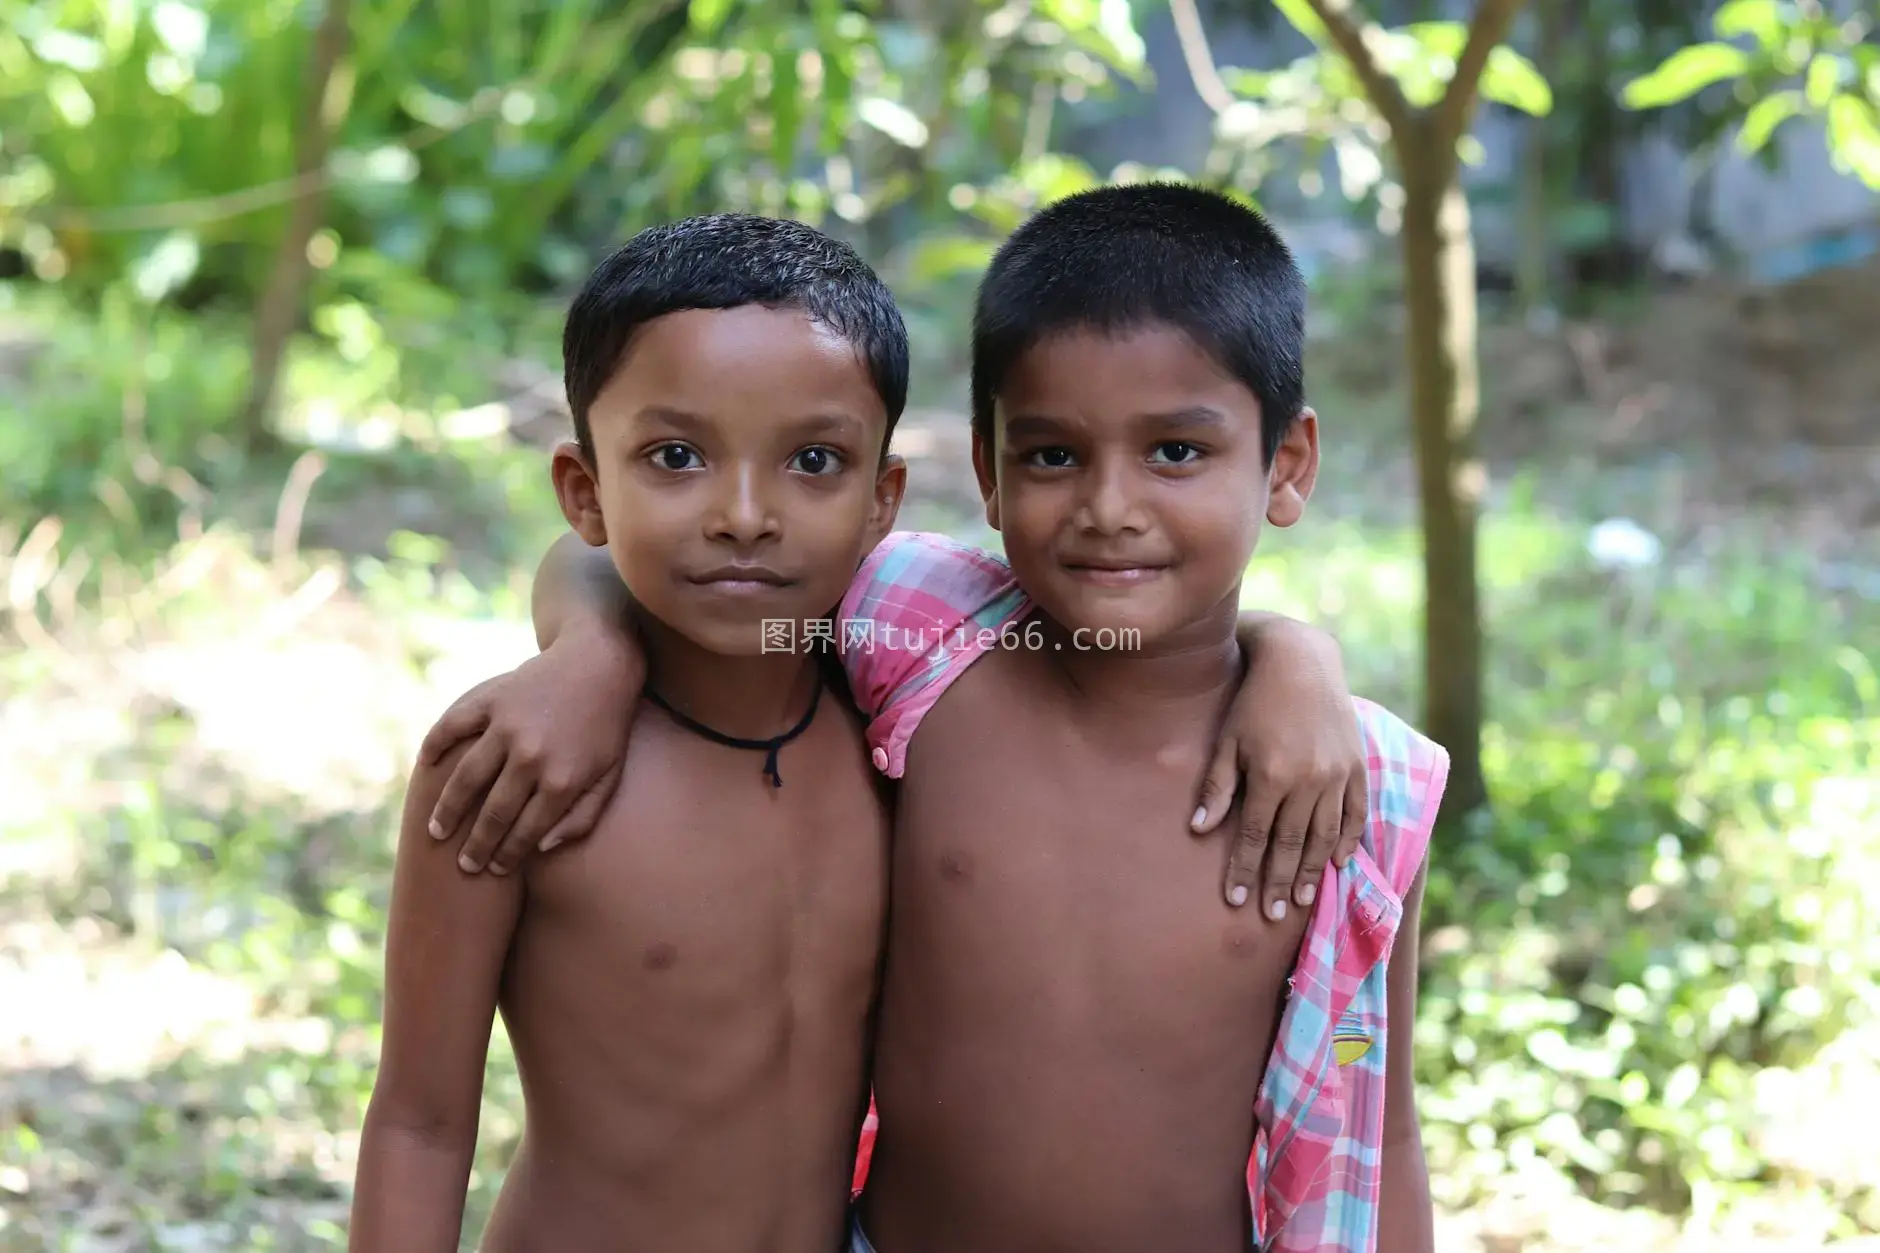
[361,1088,478,1158]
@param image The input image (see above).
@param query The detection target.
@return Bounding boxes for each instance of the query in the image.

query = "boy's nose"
[707,464,781,544]
[1074,463,1148,535]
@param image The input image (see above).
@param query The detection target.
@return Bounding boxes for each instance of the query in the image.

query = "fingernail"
[1297,883,1316,906]
[1192,807,1208,830]
[1267,899,1287,921]
[541,835,564,852]
[1228,884,1249,907]
[429,819,445,839]
[458,854,479,873]
[490,865,509,877]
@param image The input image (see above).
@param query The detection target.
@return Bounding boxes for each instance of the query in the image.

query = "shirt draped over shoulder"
[1252,699,1447,1252]
[836,531,1031,779]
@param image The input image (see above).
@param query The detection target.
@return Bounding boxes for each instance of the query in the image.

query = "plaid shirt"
[836,532,1448,1252]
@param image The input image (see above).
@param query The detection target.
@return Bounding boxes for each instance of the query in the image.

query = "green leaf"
[689,0,736,38]
[905,233,998,283]
[1401,20,1465,59]
[1737,89,1802,153]
[1097,0,1147,75]
[1803,54,1842,111]
[771,48,800,175]
[1621,43,1752,109]
[1825,94,1880,189]
[1481,45,1553,116]
[1015,153,1100,206]
[1712,0,1785,52]
[1271,0,1330,47]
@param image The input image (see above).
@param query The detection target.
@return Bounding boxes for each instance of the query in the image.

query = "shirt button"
[872,747,890,773]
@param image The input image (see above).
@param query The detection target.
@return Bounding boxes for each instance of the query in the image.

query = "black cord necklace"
[644,676,822,788]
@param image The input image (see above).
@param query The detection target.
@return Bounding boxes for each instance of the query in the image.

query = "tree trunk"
[1398,121,1488,818]
[1515,2,1561,316]
[239,0,353,449]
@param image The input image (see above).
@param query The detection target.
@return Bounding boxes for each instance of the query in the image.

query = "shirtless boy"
[417,185,1445,1253]
[348,214,912,1253]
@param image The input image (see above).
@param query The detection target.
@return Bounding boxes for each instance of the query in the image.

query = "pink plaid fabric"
[1248,696,1447,1252]
[836,531,1031,780]
[835,532,1448,1251]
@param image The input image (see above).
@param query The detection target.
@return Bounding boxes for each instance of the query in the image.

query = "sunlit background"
[2,0,1877,1249]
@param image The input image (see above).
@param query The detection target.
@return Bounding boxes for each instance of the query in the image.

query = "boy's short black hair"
[970,182,1306,466]
[563,213,909,460]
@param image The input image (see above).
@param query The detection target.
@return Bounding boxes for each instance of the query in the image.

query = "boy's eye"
[1148,441,1203,466]
[790,446,843,476]
[650,443,702,471]
[1025,447,1077,469]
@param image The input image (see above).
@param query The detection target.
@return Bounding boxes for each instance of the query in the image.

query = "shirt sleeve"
[836,531,1031,778]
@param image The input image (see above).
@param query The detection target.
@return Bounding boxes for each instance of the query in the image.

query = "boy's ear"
[1265,407,1320,529]
[970,422,1001,531]
[551,441,609,547]
[865,453,908,551]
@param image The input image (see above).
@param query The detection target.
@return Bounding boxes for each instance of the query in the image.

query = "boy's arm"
[418,533,646,873]
[1375,863,1434,1253]
[1193,612,1367,918]
[349,743,525,1253]
[418,531,1368,920]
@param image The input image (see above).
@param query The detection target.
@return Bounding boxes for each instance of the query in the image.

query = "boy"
[348,214,912,1253]
[420,185,1443,1252]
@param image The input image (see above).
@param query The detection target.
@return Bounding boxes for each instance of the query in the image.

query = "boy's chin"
[1033,585,1240,653]
[660,596,840,659]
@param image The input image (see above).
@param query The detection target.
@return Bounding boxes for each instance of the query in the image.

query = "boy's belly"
[863,707,1309,1252]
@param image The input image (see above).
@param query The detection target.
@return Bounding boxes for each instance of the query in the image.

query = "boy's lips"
[1060,559,1171,587]
[689,565,795,595]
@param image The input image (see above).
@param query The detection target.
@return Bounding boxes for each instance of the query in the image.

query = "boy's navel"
[643,941,680,971]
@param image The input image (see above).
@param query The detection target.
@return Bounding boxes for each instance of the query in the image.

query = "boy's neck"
[637,615,821,740]
[1041,591,1243,708]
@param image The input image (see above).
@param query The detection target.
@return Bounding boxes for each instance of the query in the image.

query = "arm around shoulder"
[349,744,526,1253]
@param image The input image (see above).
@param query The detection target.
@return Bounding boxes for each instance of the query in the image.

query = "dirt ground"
[1475,257,1880,559]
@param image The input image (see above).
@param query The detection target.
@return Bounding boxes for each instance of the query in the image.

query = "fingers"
[427,733,507,842]
[1192,736,1240,833]
[1289,789,1343,909]
[1337,770,1369,867]
[484,786,560,877]
[417,679,496,764]
[1222,777,1281,909]
[457,760,538,874]
[1257,792,1315,922]
[536,764,621,855]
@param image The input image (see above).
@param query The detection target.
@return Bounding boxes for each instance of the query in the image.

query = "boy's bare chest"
[523,714,889,988]
[891,658,1307,1032]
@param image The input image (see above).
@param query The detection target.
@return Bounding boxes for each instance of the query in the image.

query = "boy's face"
[554,305,905,656]
[972,324,1318,648]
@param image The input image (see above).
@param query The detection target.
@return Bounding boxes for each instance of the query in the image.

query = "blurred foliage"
[1623,0,1880,187]
[3,0,1880,1248]
[0,0,1148,303]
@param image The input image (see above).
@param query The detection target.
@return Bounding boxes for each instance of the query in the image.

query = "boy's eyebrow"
[631,406,868,441]
[633,404,711,433]
[1140,406,1231,430]
[1003,407,1231,442]
[783,412,869,441]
